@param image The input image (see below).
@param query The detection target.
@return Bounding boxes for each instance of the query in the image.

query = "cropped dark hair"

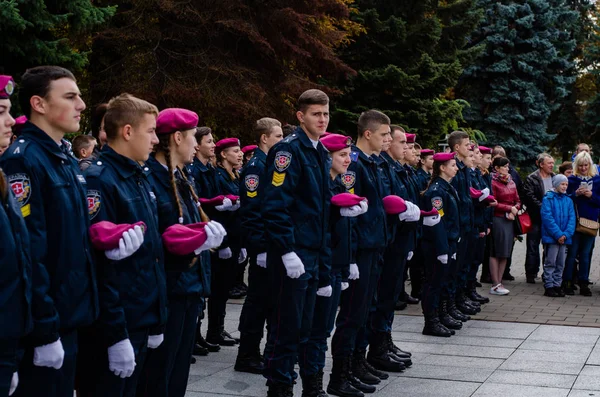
[357,110,390,137]
[297,89,329,113]
[492,156,510,169]
[447,130,469,152]
[19,66,76,118]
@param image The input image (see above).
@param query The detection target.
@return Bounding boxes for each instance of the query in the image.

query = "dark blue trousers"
[300,270,342,376]
[468,234,486,283]
[238,255,270,349]
[263,248,320,386]
[208,249,240,336]
[431,240,457,307]
[137,296,201,397]
[13,330,77,397]
[0,341,18,397]
[331,250,380,358]
[444,234,468,299]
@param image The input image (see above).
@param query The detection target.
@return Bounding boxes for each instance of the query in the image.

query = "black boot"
[455,294,478,315]
[196,332,220,352]
[447,300,470,322]
[268,383,294,397]
[348,374,376,394]
[327,356,364,397]
[352,350,382,384]
[235,342,264,374]
[422,313,452,337]
[439,300,462,330]
[563,280,575,295]
[193,344,209,356]
[362,359,389,380]
[302,371,328,397]
[366,335,406,373]
[403,292,419,304]
[385,332,411,358]
[394,300,407,311]
[544,287,559,297]
[206,314,239,346]
[580,282,592,297]
[467,288,490,304]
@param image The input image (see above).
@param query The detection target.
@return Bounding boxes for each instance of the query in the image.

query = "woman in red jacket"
[490,157,521,296]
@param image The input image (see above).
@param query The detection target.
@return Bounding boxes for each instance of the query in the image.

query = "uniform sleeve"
[239,165,266,253]
[421,191,450,257]
[2,156,60,347]
[319,228,332,288]
[85,174,130,347]
[261,143,301,255]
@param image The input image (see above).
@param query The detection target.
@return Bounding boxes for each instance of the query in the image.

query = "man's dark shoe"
[563,281,575,295]
[422,316,452,337]
[193,344,209,356]
[190,356,197,364]
[197,334,220,352]
[403,293,419,304]
[526,275,536,284]
[447,300,470,322]
[353,352,383,383]
[544,287,559,297]
[502,273,515,281]
[206,330,239,346]
[235,352,264,374]
[348,376,376,394]
[553,287,565,297]
[268,383,294,397]
[301,371,328,397]
[394,300,407,311]
[385,333,411,358]
[580,283,592,297]
[480,274,492,284]
[467,289,490,304]
[475,281,482,288]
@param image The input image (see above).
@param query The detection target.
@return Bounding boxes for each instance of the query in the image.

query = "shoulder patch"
[282,133,299,144]
[431,196,443,210]
[8,173,31,208]
[341,171,356,192]
[350,151,359,162]
[87,190,101,220]
[274,151,292,172]
[245,174,259,193]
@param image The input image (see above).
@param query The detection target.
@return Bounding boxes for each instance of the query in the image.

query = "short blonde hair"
[104,93,158,140]
[573,151,598,177]
[255,117,282,142]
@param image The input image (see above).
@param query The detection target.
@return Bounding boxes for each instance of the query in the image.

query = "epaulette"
[84,159,106,178]
[350,151,359,163]
[281,133,299,144]
[141,164,152,177]
[7,137,31,157]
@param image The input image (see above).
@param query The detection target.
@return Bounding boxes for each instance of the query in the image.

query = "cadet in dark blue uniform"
[83,94,167,396]
[187,127,222,356]
[0,76,32,397]
[261,90,331,397]
[138,108,227,397]
[235,118,284,374]
[414,149,433,192]
[420,153,460,337]
[329,110,396,396]
[207,137,243,347]
[1,66,98,397]
[447,131,479,318]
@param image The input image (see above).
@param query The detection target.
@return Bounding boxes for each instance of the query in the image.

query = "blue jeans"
[564,232,596,282]
[543,244,566,288]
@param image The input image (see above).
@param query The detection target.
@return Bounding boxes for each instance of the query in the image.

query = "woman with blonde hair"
[563,151,600,295]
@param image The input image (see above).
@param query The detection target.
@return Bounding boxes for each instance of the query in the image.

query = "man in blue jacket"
[82,94,167,396]
[1,66,99,397]
[261,90,332,397]
[236,117,283,374]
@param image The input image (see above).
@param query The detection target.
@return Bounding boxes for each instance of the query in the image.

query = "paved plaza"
[187,236,600,396]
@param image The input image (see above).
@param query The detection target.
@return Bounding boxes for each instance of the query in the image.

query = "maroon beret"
[433,153,455,163]
[469,187,483,199]
[241,145,258,154]
[89,221,147,250]
[405,134,416,144]
[321,134,352,152]
[321,132,332,137]
[14,116,27,126]
[484,194,496,204]
[199,195,226,207]
[469,144,475,151]
[215,137,240,151]
[420,149,434,157]
[162,222,208,255]
[331,193,367,208]
[420,208,439,217]
[225,194,239,203]
[382,195,407,215]
[479,145,492,155]
[156,108,199,135]
[0,76,15,99]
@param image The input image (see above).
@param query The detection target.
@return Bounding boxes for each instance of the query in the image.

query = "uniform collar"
[101,145,145,179]
[252,148,267,163]
[295,127,326,154]
[19,121,70,160]
[351,145,375,164]
[455,156,466,170]
[146,155,171,190]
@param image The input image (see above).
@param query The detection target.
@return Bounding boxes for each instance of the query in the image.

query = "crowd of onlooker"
[479,143,600,298]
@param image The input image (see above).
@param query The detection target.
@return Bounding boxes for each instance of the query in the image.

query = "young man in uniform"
[262,90,331,397]
[83,94,167,396]
[236,117,283,374]
[1,66,99,397]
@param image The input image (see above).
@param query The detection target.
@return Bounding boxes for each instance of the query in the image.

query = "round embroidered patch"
[87,190,102,220]
[341,171,356,190]
[274,151,292,172]
[245,174,259,192]
[8,173,31,207]
[431,196,443,210]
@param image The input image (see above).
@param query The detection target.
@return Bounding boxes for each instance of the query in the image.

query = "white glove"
[238,248,248,263]
[437,254,448,264]
[451,253,457,260]
[106,226,144,261]
[399,201,420,222]
[348,263,359,280]
[194,221,226,254]
[219,247,232,259]
[282,252,305,279]
[407,251,414,261]
[422,214,441,227]
[228,199,241,211]
[215,197,233,211]
[257,252,267,268]
[479,188,490,202]
[340,201,368,217]
[317,285,333,297]
[9,372,18,396]
[108,339,136,379]
[147,334,164,349]
[33,339,64,369]
[341,282,349,291]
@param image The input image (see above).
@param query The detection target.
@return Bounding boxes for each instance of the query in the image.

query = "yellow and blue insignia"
[431,196,444,217]
[87,190,101,220]
[245,174,259,197]
[8,173,32,217]
[341,171,356,194]
[272,172,285,187]
[274,151,292,172]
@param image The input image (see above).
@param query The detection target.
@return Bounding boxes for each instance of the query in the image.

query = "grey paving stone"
[472,383,569,397]
[458,326,535,339]
[468,321,539,332]
[528,328,600,344]
[392,331,523,348]
[539,324,600,335]
[568,390,600,396]
[189,360,234,377]
[420,354,504,369]
[574,367,600,391]
[378,378,480,397]
[499,357,584,375]
[394,341,515,359]
[519,339,595,354]
[510,349,590,364]
[486,370,576,388]
[396,363,494,382]
[587,344,600,365]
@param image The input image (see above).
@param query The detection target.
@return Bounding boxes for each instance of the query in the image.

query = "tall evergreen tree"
[457,0,578,167]
[0,0,115,74]
[582,6,600,144]
[331,0,483,146]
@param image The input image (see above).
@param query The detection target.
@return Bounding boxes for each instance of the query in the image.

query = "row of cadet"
[0,66,499,397]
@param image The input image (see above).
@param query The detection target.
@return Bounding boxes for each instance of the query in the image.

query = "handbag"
[576,209,600,237]
[513,210,532,235]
